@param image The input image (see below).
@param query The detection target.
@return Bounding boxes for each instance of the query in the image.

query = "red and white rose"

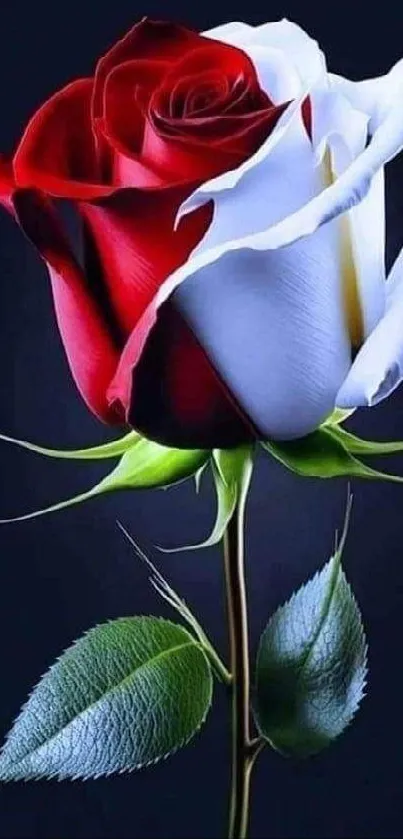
[1,17,403,447]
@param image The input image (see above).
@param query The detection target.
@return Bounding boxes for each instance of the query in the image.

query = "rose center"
[151,67,270,129]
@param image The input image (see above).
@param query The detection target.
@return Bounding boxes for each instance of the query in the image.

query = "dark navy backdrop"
[1,2,403,837]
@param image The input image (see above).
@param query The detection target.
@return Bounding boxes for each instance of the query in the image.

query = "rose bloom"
[1,18,403,447]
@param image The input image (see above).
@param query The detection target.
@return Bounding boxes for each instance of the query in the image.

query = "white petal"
[179,54,403,242]
[330,58,403,131]
[174,78,399,291]
[330,73,386,127]
[183,116,317,251]
[226,86,403,255]
[174,220,351,440]
[314,92,386,339]
[203,21,253,42]
[325,63,403,342]
[150,62,403,438]
[311,87,368,165]
[337,248,403,408]
[205,18,325,90]
[175,96,309,225]
[179,23,326,226]
[347,167,386,337]
[337,214,403,409]
[173,126,352,440]
[245,20,326,89]
[144,42,402,438]
[386,244,403,310]
[240,44,301,102]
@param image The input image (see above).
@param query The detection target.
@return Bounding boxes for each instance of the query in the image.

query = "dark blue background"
[1,2,403,837]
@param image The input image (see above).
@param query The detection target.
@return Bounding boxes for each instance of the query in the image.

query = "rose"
[1,18,403,448]
[1,18,289,447]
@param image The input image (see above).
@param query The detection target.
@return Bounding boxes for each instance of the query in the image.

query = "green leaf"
[0,617,213,781]
[253,498,367,758]
[262,428,403,481]
[327,425,403,456]
[0,440,210,523]
[161,444,254,552]
[0,430,139,459]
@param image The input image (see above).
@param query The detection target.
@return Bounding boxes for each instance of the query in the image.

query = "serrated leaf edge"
[255,567,368,753]
[0,617,214,782]
[254,496,368,754]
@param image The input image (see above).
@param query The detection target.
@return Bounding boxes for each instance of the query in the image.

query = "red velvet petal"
[141,117,245,180]
[0,156,15,210]
[102,59,170,154]
[80,186,212,337]
[79,185,250,445]
[102,56,259,184]
[106,287,255,447]
[92,18,207,120]
[14,80,114,200]
[127,302,252,447]
[0,157,14,191]
[110,148,168,188]
[12,190,122,423]
[140,41,279,180]
[99,58,174,186]
[150,41,269,128]
[302,96,312,141]
[148,102,288,155]
[157,42,265,109]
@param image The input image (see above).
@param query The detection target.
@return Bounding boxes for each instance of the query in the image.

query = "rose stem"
[223,460,264,839]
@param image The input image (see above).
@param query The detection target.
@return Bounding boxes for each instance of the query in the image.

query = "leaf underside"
[254,503,367,758]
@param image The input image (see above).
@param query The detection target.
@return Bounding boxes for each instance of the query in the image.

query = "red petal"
[12,190,122,423]
[77,181,250,445]
[141,117,246,181]
[0,156,15,210]
[140,42,280,180]
[156,40,264,102]
[14,79,114,200]
[110,149,168,188]
[127,302,252,447]
[92,18,207,120]
[302,96,312,141]
[102,56,252,184]
[142,106,288,181]
[80,186,212,337]
[99,58,173,186]
[102,59,170,154]
[80,185,251,444]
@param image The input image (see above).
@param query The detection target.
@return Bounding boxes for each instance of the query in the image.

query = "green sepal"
[0,617,213,781]
[327,424,403,456]
[262,428,403,481]
[161,444,254,552]
[209,445,254,546]
[0,439,211,523]
[0,430,139,459]
[253,496,367,758]
[321,408,355,426]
